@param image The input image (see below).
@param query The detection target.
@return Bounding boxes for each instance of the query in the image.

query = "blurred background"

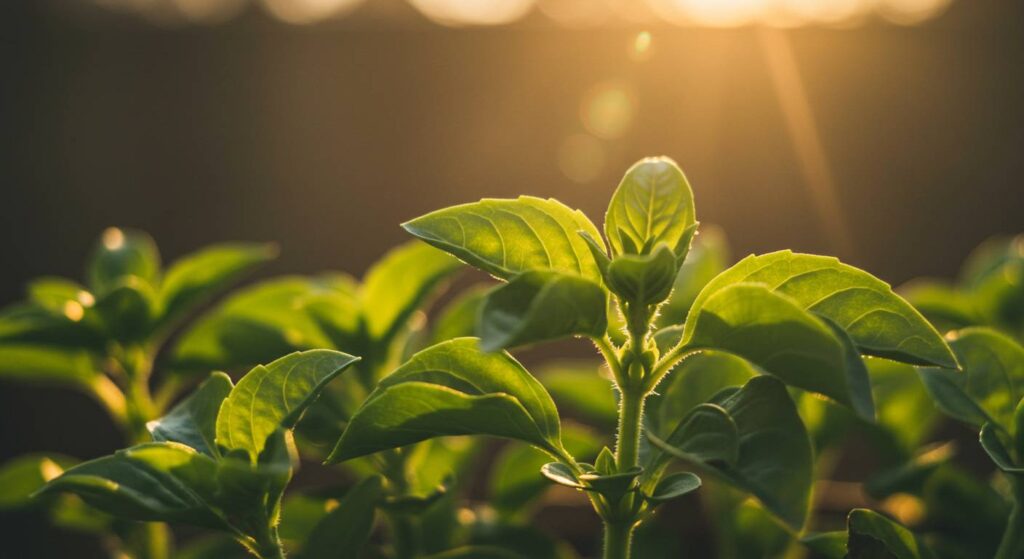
[1,0,1022,555]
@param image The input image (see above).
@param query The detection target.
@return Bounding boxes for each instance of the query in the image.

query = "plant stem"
[603,521,634,559]
[996,476,1024,559]
[615,389,644,471]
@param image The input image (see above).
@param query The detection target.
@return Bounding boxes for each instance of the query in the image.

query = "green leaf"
[0,454,76,509]
[157,242,277,326]
[327,338,565,462]
[918,327,1024,430]
[361,240,462,341]
[0,343,99,388]
[540,462,583,488]
[299,476,382,559]
[579,467,643,504]
[604,156,696,258]
[900,279,979,333]
[684,251,957,368]
[541,362,617,428]
[652,351,758,435]
[430,285,489,344]
[92,277,156,341]
[645,471,701,504]
[606,244,678,306]
[655,376,812,529]
[980,422,1024,474]
[651,403,739,466]
[148,372,233,457]
[847,508,935,559]
[478,270,607,351]
[656,226,731,328]
[799,532,847,559]
[38,442,224,528]
[402,196,604,281]
[216,350,360,461]
[0,303,105,349]
[26,278,92,316]
[87,227,161,295]
[685,282,869,415]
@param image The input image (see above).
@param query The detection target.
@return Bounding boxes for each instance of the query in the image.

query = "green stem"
[996,477,1024,559]
[603,521,635,559]
[615,389,644,471]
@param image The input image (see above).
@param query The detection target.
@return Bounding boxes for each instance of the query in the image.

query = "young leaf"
[157,242,277,326]
[87,227,161,295]
[402,196,604,282]
[604,156,696,258]
[605,244,678,307]
[918,327,1024,430]
[477,270,607,351]
[38,442,224,528]
[645,471,701,504]
[654,376,812,529]
[360,240,462,342]
[683,251,956,368]
[540,462,583,489]
[327,338,565,462]
[216,349,360,461]
[147,372,233,457]
[846,509,935,559]
[0,454,76,509]
[656,226,730,328]
[685,282,867,414]
[299,476,382,559]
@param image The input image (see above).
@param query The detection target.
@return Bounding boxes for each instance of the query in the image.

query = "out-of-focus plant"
[0,228,275,557]
[327,156,958,559]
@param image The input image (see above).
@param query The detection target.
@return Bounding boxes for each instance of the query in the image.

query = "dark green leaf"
[684,251,957,368]
[652,351,758,434]
[606,244,678,306]
[402,196,604,281]
[540,462,583,488]
[87,227,161,295]
[799,532,847,559]
[422,547,524,559]
[980,422,1024,474]
[216,349,360,461]
[157,242,277,326]
[604,157,696,258]
[148,372,233,457]
[645,471,701,504]
[579,467,642,504]
[656,226,730,328]
[651,403,738,465]
[478,270,607,351]
[92,277,156,341]
[918,327,1024,430]
[0,454,76,509]
[328,338,565,462]
[685,282,867,414]
[361,240,462,341]
[847,508,935,559]
[299,476,382,559]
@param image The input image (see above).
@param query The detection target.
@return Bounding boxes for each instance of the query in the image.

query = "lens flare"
[408,0,536,26]
[580,82,635,140]
[262,0,365,24]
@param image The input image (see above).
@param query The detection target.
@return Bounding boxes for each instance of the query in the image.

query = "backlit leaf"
[87,227,161,295]
[604,156,696,258]
[148,372,233,457]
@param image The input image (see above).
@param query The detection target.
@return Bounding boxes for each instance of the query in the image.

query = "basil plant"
[327,156,959,559]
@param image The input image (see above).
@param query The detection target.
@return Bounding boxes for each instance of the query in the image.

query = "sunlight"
[408,0,536,26]
[262,0,365,24]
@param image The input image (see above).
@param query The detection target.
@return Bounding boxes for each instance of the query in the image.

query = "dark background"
[1,0,1022,556]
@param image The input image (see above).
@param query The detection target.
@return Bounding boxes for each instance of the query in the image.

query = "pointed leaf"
[157,242,277,325]
[299,476,382,559]
[645,471,701,504]
[216,350,360,461]
[579,467,643,503]
[684,251,956,368]
[87,227,161,295]
[402,196,604,281]
[918,327,1024,430]
[540,462,583,489]
[148,372,233,456]
[606,244,678,306]
[685,282,862,411]
[328,338,563,462]
[478,270,607,351]
[604,156,696,258]
[361,240,462,341]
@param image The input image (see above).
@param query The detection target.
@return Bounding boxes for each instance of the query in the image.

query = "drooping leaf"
[361,240,462,342]
[0,454,76,509]
[606,244,678,306]
[328,338,565,462]
[604,156,696,258]
[216,350,360,461]
[87,227,161,295]
[918,327,1024,430]
[148,372,233,457]
[645,471,701,504]
[846,508,935,559]
[299,476,382,559]
[684,283,869,415]
[653,376,813,529]
[683,251,957,368]
[157,242,277,326]
[402,196,604,281]
[38,442,224,528]
[477,270,607,351]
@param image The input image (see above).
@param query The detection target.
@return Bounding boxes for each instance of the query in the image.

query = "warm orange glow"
[408,0,536,26]
[630,31,653,61]
[558,134,606,184]
[538,0,611,27]
[262,0,365,24]
[879,0,953,25]
[102,227,126,251]
[580,82,635,140]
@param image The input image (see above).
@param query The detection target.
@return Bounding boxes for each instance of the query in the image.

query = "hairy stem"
[615,389,644,471]
[603,521,635,559]
[996,477,1024,559]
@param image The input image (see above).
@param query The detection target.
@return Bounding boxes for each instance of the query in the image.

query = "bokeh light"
[262,0,365,24]
[407,0,536,26]
[580,81,636,140]
[537,0,612,27]
[630,31,654,61]
[558,134,607,184]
